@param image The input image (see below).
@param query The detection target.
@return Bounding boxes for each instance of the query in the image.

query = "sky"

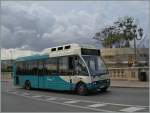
[1,1,149,59]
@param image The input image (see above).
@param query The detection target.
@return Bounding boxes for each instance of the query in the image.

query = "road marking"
[23,92,30,95]
[14,93,107,112]
[88,103,107,108]
[46,97,57,101]
[32,95,43,98]
[12,91,18,94]
[6,90,149,112]
[119,107,146,112]
[64,100,80,104]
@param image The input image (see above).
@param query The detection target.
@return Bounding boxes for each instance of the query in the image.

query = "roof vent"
[64,45,71,49]
[51,48,56,52]
[58,46,63,50]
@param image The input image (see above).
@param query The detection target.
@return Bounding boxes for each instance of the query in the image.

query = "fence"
[1,72,13,80]
[108,67,149,81]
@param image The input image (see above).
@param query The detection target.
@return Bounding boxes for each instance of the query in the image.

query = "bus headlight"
[107,79,110,83]
[92,81,97,85]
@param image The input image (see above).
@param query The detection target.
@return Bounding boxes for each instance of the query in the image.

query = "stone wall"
[101,48,149,81]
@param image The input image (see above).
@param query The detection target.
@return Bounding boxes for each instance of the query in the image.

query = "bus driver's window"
[68,56,74,75]
[74,56,88,76]
[68,57,74,69]
[74,56,79,75]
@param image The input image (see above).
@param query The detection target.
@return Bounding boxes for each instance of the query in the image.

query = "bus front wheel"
[25,81,31,90]
[76,83,88,95]
[101,87,108,92]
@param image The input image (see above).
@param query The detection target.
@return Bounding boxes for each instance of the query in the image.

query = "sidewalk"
[111,80,149,88]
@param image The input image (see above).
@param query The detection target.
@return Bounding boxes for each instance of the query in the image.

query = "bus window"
[16,62,22,75]
[45,58,58,75]
[58,56,75,75]
[32,61,38,75]
[74,56,89,76]
[16,61,26,75]
[68,56,74,70]
[38,60,44,75]
[58,56,69,75]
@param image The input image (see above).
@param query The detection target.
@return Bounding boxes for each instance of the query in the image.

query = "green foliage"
[94,16,143,48]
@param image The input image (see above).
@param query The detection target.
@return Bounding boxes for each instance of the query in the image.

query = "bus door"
[38,60,45,89]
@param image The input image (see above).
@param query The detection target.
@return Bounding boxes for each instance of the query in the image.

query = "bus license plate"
[100,85,105,88]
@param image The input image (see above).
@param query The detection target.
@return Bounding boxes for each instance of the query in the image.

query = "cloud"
[1,1,149,53]
[1,48,39,60]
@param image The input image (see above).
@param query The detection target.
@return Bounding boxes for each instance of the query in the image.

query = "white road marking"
[88,103,107,108]
[23,93,30,95]
[32,95,42,98]
[64,100,80,104]
[6,90,148,112]
[119,107,146,112]
[46,97,57,101]
[12,91,18,94]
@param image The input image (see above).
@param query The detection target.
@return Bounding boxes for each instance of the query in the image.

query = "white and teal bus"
[13,43,110,95]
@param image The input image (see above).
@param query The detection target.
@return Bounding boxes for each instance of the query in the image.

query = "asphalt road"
[1,81,149,112]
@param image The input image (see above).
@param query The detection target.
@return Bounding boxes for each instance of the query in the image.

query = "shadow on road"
[18,87,111,96]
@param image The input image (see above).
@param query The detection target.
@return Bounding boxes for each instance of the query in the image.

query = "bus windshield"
[82,55,108,76]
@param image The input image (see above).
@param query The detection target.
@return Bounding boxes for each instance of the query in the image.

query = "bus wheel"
[101,87,108,92]
[25,81,31,90]
[77,83,87,95]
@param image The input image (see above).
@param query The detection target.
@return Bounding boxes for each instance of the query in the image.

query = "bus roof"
[43,43,96,53]
[16,54,49,61]
[16,43,99,61]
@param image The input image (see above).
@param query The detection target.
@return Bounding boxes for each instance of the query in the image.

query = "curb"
[110,85,149,88]
[1,80,13,82]
[1,80,149,88]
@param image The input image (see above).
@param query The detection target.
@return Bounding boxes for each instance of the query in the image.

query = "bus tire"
[101,87,108,92]
[76,83,88,95]
[25,81,31,90]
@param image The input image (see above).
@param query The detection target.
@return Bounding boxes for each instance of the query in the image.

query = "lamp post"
[132,25,143,66]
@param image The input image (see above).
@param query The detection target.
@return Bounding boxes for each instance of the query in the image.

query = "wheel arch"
[24,80,31,88]
[75,81,86,91]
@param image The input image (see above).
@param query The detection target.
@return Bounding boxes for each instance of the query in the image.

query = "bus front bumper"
[87,79,110,91]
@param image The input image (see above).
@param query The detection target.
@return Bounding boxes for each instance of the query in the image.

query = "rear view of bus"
[13,43,110,95]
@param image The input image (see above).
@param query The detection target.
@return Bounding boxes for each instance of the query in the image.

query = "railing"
[108,67,149,81]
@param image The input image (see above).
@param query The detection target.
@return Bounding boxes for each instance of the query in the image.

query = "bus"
[13,43,110,95]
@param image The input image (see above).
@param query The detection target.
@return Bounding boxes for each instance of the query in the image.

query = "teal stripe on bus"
[17,75,75,91]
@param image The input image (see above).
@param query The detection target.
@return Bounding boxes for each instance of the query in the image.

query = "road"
[1,81,149,112]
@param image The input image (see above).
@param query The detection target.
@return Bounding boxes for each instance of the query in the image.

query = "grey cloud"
[1,1,149,51]
[1,5,59,51]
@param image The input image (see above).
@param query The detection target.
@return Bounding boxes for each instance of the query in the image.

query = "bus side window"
[38,60,44,75]
[32,61,38,75]
[45,58,58,75]
[16,62,21,75]
[17,61,25,75]
[68,56,74,75]
[74,56,79,75]
[58,56,68,75]
[69,57,74,70]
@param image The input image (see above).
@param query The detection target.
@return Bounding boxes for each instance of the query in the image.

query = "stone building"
[100,48,149,81]
[1,60,14,72]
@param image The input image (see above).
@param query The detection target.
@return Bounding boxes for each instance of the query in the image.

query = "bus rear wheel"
[25,81,31,90]
[76,83,88,95]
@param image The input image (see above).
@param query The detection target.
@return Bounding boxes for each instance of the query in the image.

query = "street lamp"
[132,25,143,66]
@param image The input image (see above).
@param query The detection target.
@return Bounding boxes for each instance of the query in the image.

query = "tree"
[93,16,143,48]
